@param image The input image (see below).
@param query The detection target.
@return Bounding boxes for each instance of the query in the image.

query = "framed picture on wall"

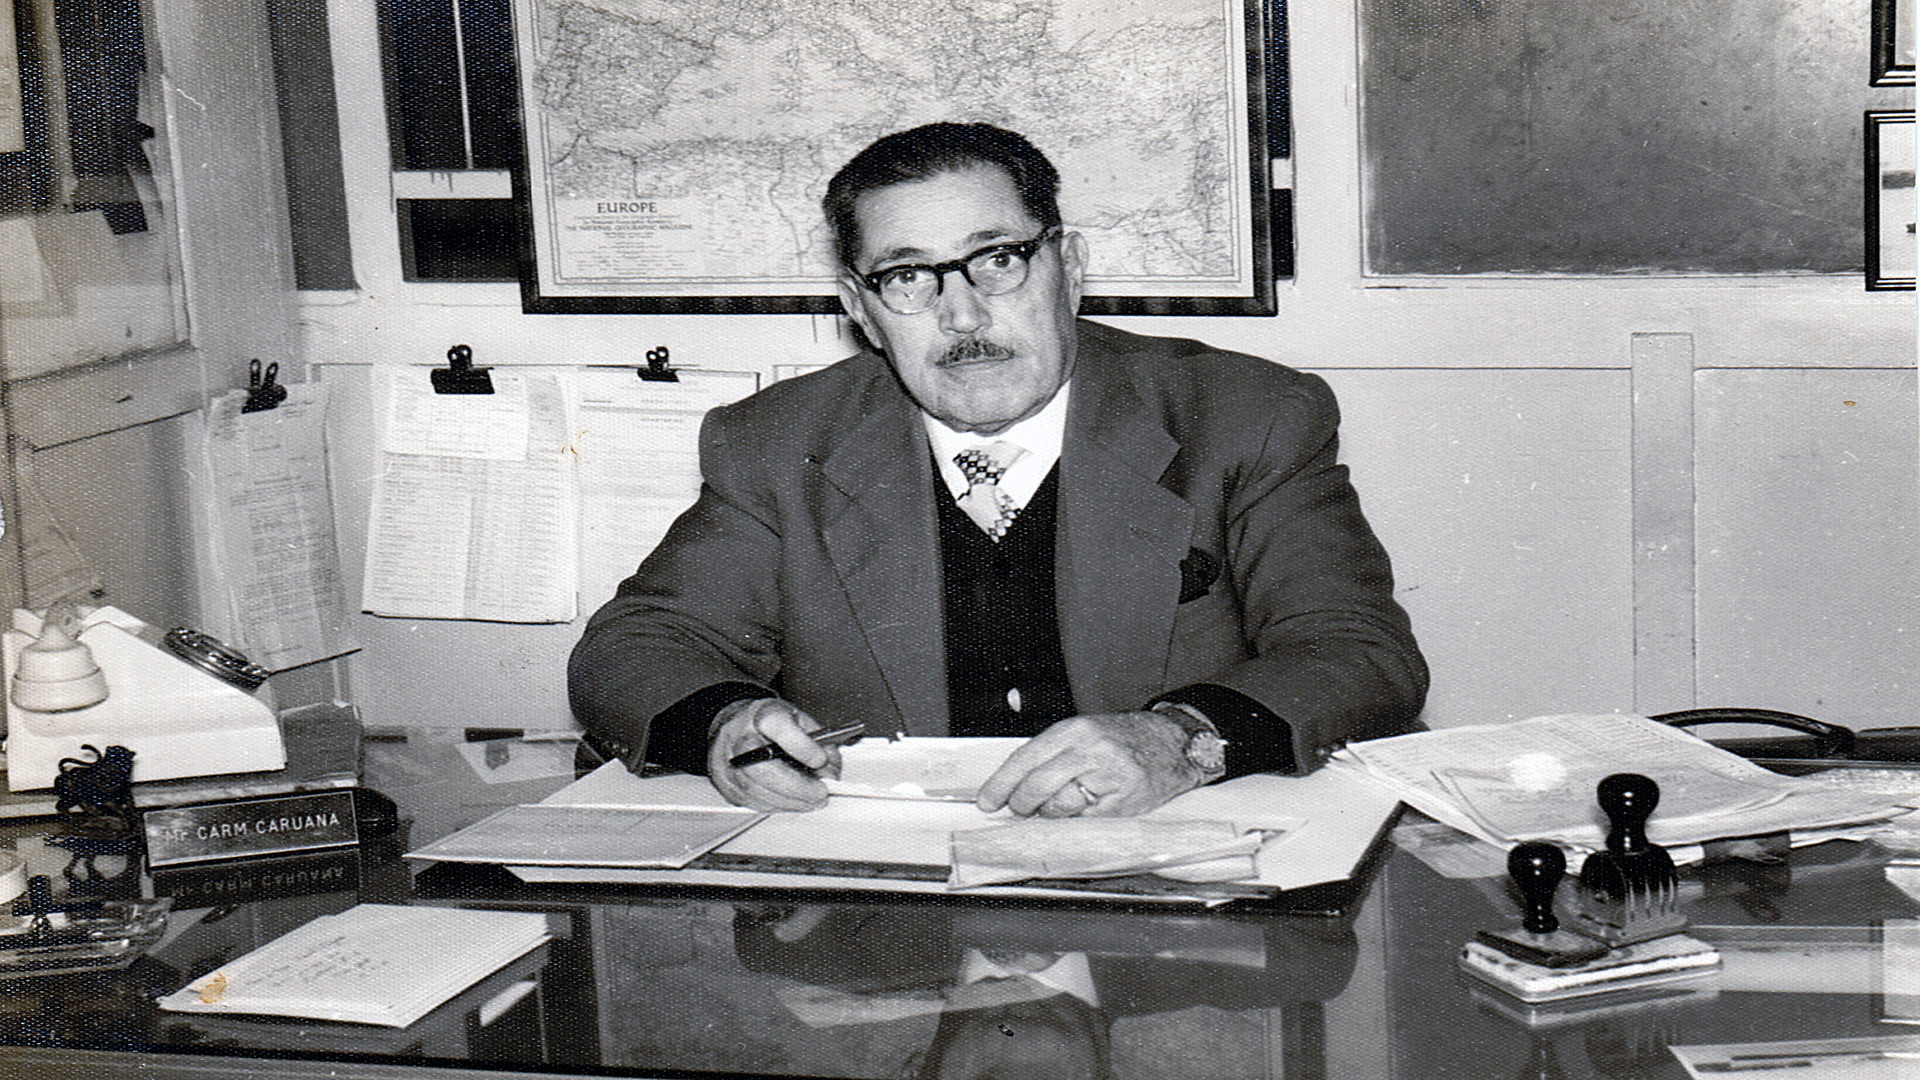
[1865,111,1915,291]
[508,0,1276,315]
[1872,0,1914,86]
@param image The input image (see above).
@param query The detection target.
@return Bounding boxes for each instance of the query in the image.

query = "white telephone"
[2,607,284,791]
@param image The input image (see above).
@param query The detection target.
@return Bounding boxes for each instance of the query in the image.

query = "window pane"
[458,0,518,169]
[399,198,517,281]
[1,0,189,378]
[380,0,466,169]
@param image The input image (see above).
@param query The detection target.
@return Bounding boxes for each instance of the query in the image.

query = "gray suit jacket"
[570,320,1426,773]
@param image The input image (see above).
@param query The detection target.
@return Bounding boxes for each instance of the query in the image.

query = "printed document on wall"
[194,384,356,670]
[362,369,577,622]
[574,368,757,607]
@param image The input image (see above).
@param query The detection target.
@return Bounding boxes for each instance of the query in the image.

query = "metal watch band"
[1150,700,1229,776]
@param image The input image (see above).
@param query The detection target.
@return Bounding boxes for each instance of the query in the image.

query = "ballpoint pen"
[726,721,867,770]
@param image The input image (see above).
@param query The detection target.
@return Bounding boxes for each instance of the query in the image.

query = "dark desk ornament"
[1460,773,1721,1003]
[54,744,138,829]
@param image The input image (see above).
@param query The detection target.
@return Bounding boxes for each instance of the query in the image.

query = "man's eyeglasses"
[855,226,1061,315]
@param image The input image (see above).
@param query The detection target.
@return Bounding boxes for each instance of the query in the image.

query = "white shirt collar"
[922,380,1071,508]
[957,947,1100,1008]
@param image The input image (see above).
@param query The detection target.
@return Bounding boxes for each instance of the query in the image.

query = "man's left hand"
[975,711,1204,818]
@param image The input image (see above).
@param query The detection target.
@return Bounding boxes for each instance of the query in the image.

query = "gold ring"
[1072,779,1100,804]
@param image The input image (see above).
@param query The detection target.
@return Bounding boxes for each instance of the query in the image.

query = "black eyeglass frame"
[854,225,1064,313]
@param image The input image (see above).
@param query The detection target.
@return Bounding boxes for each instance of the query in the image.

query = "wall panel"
[1695,368,1919,727]
[1328,368,1636,727]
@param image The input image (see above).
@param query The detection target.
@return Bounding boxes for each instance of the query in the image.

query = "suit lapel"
[819,387,950,735]
[1056,346,1193,711]
[814,333,1195,729]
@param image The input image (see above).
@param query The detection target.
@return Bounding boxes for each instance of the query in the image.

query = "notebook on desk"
[409,751,1405,913]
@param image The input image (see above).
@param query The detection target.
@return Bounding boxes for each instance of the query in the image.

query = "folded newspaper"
[1332,714,1914,853]
[948,818,1266,888]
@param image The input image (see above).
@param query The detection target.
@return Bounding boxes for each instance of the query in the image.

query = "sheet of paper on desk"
[823,736,1025,800]
[404,802,764,867]
[1670,1035,1920,1079]
[949,818,1264,888]
[157,903,552,1028]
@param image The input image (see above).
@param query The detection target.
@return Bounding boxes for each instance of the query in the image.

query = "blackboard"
[1359,0,1909,275]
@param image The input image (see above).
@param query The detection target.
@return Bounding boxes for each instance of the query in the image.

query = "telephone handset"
[161,629,270,691]
[1654,708,1920,774]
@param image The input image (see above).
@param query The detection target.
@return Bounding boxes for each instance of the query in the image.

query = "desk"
[2,734,1917,1080]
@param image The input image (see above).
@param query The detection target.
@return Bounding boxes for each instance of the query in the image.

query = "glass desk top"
[2,734,1917,1080]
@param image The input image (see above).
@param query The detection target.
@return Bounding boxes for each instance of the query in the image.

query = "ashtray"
[0,895,172,979]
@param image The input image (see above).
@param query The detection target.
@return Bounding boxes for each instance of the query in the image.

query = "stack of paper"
[479,756,1410,905]
[157,904,552,1027]
[1334,714,1913,853]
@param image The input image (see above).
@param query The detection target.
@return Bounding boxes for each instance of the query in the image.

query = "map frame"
[510,0,1278,316]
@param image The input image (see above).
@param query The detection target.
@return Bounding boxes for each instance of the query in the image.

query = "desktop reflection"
[752,903,1352,1080]
[4,803,1920,1080]
[590,899,1354,1080]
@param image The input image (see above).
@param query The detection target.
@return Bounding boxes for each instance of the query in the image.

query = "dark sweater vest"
[935,462,1076,737]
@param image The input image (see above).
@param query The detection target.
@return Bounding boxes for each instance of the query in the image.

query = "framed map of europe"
[511,0,1276,315]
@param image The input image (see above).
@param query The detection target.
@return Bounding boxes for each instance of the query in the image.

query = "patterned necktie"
[954,441,1027,540]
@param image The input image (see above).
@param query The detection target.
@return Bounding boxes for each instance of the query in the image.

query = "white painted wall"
[295,0,1916,734]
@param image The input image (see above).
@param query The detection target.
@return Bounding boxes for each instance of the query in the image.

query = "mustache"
[937,337,1016,367]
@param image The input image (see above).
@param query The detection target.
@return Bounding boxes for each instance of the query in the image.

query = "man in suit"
[569,122,1426,817]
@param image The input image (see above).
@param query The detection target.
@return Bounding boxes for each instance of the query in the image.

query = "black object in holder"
[1473,842,1609,968]
[241,359,287,413]
[431,344,495,394]
[1462,779,1723,1001]
[1569,773,1686,946]
[639,345,679,382]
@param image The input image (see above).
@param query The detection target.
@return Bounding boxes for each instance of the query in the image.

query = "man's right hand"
[708,697,840,811]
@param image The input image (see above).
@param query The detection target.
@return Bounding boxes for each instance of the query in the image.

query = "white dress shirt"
[922,380,1072,511]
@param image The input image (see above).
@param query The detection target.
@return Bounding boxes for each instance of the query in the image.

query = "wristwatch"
[1151,701,1228,779]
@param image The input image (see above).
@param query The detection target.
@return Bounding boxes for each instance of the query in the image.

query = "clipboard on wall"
[359,359,758,624]
[189,379,357,671]
[361,365,578,622]
[572,365,759,609]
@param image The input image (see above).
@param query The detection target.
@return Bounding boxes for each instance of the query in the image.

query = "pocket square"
[1178,548,1219,604]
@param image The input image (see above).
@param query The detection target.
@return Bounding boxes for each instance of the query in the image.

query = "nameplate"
[150,845,362,906]
[143,789,359,867]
